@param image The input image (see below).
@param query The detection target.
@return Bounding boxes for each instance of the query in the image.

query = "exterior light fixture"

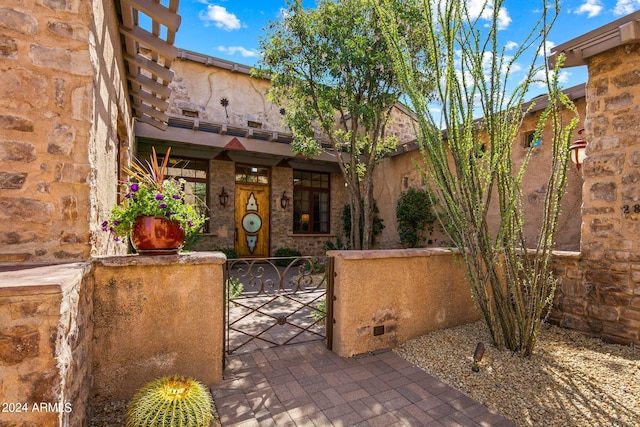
[280,191,290,209]
[219,187,229,207]
[472,342,485,372]
[570,129,588,171]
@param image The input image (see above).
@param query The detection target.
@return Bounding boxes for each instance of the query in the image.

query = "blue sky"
[173,0,640,93]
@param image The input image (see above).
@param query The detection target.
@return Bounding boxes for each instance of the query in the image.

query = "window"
[235,165,270,184]
[141,153,209,232]
[293,170,330,233]
[524,131,541,148]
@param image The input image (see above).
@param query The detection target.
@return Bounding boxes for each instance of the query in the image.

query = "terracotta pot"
[130,216,185,255]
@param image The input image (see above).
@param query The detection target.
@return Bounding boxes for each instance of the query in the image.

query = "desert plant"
[226,277,244,301]
[273,248,302,266]
[126,375,213,427]
[374,0,577,356]
[396,188,438,248]
[311,297,326,322]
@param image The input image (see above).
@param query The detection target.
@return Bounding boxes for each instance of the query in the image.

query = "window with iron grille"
[293,170,330,233]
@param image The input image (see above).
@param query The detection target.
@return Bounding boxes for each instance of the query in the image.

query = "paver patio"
[212,340,516,426]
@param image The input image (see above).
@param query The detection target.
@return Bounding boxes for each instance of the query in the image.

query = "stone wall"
[566,42,640,345]
[550,250,639,345]
[0,263,93,426]
[0,0,132,264]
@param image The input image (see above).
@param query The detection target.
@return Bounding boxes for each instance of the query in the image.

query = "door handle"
[235,227,238,242]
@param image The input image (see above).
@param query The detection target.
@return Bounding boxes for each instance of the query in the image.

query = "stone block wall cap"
[326,247,460,260]
[0,262,91,296]
[92,251,227,267]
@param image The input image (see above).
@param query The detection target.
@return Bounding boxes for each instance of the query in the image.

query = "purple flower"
[113,220,120,225]
[158,203,167,209]
[165,212,172,217]
[173,194,181,200]
[114,237,120,242]
[187,220,194,227]
[130,183,139,192]
[101,221,108,228]
[155,193,164,201]
[125,193,131,199]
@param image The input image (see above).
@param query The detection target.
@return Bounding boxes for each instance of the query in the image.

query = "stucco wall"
[91,252,225,403]
[329,248,481,357]
[0,0,132,264]
[374,97,586,251]
[169,58,287,132]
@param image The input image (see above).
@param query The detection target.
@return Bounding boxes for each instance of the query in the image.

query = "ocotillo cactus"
[126,375,214,427]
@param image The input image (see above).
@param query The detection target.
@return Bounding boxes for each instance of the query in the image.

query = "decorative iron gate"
[224,256,333,355]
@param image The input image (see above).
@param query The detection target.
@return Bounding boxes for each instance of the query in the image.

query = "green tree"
[256,0,427,249]
[374,0,578,356]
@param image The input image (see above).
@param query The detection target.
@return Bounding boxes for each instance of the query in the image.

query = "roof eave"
[548,11,640,68]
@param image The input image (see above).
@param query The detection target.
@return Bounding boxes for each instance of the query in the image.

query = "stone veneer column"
[577,43,640,344]
[0,0,131,263]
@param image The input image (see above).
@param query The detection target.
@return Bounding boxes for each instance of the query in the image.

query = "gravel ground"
[394,321,640,427]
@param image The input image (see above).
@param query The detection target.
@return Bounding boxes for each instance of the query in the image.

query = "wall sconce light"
[219,187,229,207]
[280,191,290,209]
[570,129,588,171]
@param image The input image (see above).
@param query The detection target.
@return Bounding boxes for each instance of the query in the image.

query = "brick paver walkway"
[212,340,516,426]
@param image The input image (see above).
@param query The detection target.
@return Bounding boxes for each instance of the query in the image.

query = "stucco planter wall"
[328,248,481,357]
[91,252,225,403]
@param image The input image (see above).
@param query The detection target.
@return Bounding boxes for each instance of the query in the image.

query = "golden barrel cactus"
[126,375,214,427]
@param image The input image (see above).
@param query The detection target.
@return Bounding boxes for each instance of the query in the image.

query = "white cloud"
[538,41,556,57]
[504,41,518,51]
[199,5,242,31]
[466,0,511,30]
[613,0,640,15]
[574,0,604,17]
[496,6,511,30]
[530,69,570,88]
[218,46,259,58]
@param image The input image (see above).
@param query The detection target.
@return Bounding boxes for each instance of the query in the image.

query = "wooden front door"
[235,184,270,257]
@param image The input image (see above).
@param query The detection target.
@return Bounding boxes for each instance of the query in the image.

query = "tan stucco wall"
[169,59,288,133]
[0,0,132,263]
[374,97,586,251]
[329,248,481,357]
[91,252,225,402]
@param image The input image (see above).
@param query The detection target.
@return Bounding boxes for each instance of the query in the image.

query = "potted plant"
[102,147,206,254]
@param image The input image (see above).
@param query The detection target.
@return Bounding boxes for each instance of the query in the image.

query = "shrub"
[126,376,213,427]
[273,248,302,266]
[396,188,438,248]
[215,247,237,259]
